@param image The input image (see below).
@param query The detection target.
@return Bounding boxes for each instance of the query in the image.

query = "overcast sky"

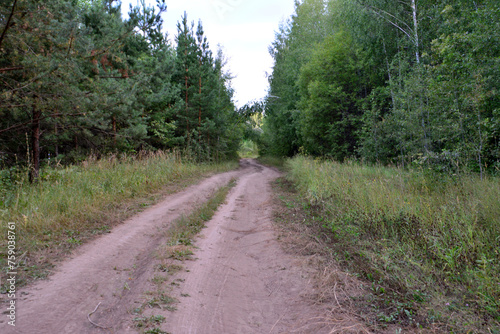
[120,0,296,107]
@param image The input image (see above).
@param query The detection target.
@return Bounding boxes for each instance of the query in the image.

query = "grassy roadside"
[133,179,237,334]
[0,151,238,290]
[280,156,499,333]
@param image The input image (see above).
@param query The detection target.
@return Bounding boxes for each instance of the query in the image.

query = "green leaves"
[264,0,499,175]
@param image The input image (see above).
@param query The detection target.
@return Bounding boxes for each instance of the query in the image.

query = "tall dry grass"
[286,155,500,327]
[0,151,237,287]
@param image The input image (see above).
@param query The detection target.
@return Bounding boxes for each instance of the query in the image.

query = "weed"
[149,315,166,323]
[159,294,177,306]
[67,237,82,245]
[144,328,169,334]
[146,294,178,310]
[164,245,193,261]
[133,315,168,333]
[154,264,182,274]
[133,317,147,327]
[279,155,500,331]
[151,275,168,285]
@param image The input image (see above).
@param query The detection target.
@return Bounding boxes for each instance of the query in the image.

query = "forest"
[0,0,243,182]
[2,0,498,178]
[1,0,499,330]
[260,0,499,176]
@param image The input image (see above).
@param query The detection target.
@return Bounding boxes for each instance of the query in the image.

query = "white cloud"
[121,0,295,107]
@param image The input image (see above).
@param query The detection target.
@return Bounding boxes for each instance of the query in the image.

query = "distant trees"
[260,0,332,157]
[297,31,367,159]
[0,0,241,181]
[171,13,241,161]
[263,0,499,174]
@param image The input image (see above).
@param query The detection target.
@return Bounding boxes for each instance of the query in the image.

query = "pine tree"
[0,0,93,180]
[173,13,199,148]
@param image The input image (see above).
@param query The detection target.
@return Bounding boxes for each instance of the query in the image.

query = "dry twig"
[87,302,109,330]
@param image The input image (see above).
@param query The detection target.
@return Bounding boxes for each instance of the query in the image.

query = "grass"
[133,314,169,334]
[0,151,237,289]
[160,178,237,253]
[284,155,500,332]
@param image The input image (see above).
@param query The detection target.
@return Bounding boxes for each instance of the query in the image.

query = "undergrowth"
[0,151,237,289]
[285,155,500,332]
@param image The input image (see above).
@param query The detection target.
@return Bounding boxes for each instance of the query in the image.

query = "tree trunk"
[382,39,396,108]
[199,76,202,127]
[477,107,484,180]
[411,0,420,64]
[0,0,18,50]
[199,74,202,144]
[30,106,41,183]
[54,122,59,157]
[112,116,117,147]
[185,67,190,144]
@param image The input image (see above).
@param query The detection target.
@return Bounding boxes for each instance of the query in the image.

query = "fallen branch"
[87,302,109,330]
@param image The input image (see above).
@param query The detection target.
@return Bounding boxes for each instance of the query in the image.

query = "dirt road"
[2,160,336,333]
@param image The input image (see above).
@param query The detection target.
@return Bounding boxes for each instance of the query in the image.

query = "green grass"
[163,178,237,250]
[133,314,168,333]
[0,151,237,288]
[285,155,500,331]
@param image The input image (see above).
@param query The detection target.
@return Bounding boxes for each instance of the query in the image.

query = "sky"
[120,0,296,108]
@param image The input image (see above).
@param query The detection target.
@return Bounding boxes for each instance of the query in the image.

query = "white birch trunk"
[411,0,420,63]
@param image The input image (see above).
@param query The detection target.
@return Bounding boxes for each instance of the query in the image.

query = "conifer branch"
[0,113,85,134]
[0,66,24,73]
[0,0,17,50]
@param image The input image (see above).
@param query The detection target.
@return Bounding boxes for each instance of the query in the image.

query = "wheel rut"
[3,159,337,334]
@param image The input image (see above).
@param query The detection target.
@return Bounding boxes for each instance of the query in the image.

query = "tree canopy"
[262,0,499,175]
[0,0,242,180]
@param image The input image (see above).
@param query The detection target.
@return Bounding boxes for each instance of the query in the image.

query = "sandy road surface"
[161,160,330,334]
[1,160,333,333]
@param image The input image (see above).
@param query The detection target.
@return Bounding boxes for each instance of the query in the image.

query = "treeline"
[0,0,242,181]
[261,0,499,175]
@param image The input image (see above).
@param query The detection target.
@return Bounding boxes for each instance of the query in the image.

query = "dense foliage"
[262,0,499,175]
[0,0,242,181]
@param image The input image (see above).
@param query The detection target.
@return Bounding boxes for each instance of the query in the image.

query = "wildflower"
[445,302,450,306]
